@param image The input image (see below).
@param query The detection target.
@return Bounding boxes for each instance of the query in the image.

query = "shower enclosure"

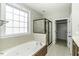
[33,18,52,46]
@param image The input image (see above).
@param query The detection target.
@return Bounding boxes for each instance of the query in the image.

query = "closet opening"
[56,19,67,46]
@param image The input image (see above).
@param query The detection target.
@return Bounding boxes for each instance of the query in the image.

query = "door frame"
[55,19,68,46]
[53,17,72,54]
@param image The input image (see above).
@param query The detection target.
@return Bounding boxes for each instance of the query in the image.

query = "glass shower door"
[48,21,52,45]
[33,20,45,33]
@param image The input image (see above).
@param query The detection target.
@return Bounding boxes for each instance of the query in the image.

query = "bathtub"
[0,41,45,56]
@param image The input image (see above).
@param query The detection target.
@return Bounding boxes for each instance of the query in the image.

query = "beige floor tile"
[46,39,71,56]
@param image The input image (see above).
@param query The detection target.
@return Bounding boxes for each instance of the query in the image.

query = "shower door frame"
[33,18,52,46]
[48,20,52,45]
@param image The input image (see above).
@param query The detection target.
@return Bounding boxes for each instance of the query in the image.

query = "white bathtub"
[0,41,45,56]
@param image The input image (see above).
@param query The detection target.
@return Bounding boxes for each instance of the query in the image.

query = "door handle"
[68,36,72,37]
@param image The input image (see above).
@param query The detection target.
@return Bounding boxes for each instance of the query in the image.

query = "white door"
[67,18,72,54]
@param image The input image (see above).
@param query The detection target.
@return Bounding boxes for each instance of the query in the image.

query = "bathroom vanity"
[72,36,79,56]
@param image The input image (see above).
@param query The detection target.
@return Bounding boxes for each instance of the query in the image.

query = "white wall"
[43,4,72,55]
[43,3,72,45]
[0,4,1,18]
[0,3,72,52]
[0,3,43,51]
[72,3,79,36]
[43,14,71,45]
[0,4,1,33]
[30,10,43,33]
[71,4,79,55]
[18,3,43,33]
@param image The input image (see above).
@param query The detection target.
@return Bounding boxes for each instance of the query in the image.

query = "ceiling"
[24,3,71,15]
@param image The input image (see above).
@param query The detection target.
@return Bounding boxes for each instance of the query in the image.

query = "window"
[5,5,29,35]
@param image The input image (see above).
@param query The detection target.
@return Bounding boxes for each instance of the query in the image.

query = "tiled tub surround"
[33,33,46,45]
[0,34,34,51]
[0,33,46,56]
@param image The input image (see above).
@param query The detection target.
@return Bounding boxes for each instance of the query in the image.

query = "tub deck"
[0,41,47,56]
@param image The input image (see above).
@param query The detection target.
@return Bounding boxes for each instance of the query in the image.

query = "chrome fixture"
[0,20,8,26]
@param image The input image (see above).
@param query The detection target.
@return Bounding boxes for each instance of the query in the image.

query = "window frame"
[4,4,30,37]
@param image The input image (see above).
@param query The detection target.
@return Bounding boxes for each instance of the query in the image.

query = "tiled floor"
[46,39,71,56]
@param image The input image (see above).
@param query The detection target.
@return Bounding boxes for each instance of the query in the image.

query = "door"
[46,20,52,46]
[68,18,72,54]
